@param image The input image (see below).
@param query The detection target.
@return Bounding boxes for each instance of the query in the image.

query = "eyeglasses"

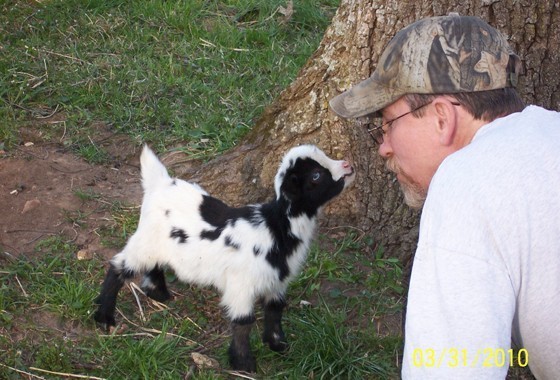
[366,101,461,145]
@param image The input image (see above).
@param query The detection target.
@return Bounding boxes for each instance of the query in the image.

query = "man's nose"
[377,138,392,158]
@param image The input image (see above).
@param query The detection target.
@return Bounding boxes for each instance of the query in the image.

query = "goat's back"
[122,165,283,294]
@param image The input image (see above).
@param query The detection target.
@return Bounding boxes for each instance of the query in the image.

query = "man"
[329,13,559,380]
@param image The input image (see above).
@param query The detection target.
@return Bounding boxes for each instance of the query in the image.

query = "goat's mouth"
[342,167,356,183]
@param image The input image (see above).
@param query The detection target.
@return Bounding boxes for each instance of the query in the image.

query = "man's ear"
[433,99,458,146]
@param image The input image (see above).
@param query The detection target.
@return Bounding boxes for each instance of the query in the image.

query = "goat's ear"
[281,173,300,200]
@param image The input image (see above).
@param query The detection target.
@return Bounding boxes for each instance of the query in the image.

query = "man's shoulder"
[436,105,559,181]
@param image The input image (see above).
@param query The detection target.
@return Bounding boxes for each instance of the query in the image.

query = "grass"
[0,0,339,160]
[0,0,406,378]
[275,303,400,378]
[0,200,404,379]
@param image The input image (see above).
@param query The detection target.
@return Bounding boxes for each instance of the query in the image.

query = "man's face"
[376,97,448,209]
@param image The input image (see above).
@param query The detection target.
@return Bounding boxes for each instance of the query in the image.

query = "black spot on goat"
[170,227,188,244]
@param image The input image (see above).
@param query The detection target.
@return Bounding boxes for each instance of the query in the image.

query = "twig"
[140,327,199,345]
[15,275,28,297]
[24,234,47,246]
[98,332,155,338]
[325,224,367,240]
[199,37,250,52]
[35,104,60,119]
[34,47,88,65]
[29,367,106,380]
[1,251,17,262]
[99,325,198,345]
[129,282,146,322]
[60,120,67,141]
[87,135,101,153]
[225,370,258,380]
[0,363,46,379]
[112,307,200,345]
[7,228,57,234]
[199,38,216,48]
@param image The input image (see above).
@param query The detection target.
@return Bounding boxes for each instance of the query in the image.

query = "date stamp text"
[412,348,529,368]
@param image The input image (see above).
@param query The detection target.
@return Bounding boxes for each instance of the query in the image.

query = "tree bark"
[168,0,560,262]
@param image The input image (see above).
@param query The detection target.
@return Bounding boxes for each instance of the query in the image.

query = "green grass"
[292,232,405,318]
[0,1,406,378]
[272,303,400,378]
[0,0,339,160]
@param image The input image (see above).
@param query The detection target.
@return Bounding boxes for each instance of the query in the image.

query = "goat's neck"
[287,213,317,242]
[264,197,318,243]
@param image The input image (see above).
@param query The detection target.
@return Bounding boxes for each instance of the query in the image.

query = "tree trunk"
[168,0,560,263]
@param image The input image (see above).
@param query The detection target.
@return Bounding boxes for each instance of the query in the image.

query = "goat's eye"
[311,172,321,182]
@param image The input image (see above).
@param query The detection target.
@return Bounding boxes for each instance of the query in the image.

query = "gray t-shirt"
[402,106,560,380]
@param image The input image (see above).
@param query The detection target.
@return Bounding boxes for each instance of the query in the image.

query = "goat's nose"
[342,161,351,169]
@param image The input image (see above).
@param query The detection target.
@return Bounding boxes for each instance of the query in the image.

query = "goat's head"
[274,145,355,217]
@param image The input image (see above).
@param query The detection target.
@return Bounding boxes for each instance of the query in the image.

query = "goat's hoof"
[144,287,172,302]
[263,332,289,352]
[93,311,115,332]
[269,340,289,353]
[228,348,256,373]
[229,357,257,373]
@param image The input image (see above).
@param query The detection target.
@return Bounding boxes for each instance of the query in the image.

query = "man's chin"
[387,160,426,209]
[401,184,426,210]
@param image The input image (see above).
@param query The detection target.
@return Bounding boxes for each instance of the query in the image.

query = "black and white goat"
[94,144,355,372]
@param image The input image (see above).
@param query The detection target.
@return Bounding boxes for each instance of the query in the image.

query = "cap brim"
[329,76,400,119]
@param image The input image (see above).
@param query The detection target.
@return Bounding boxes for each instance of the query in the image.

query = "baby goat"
[94,144,355,372]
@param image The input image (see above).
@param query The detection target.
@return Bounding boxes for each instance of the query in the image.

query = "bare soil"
[0,135,142,261]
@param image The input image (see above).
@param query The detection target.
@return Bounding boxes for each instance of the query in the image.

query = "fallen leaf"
[77,249,93,260]
[22,199,41,214]
[191,352,220,369]
[277,1,294,24]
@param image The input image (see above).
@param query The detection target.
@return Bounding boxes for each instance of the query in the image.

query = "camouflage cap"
[329,13,522,119]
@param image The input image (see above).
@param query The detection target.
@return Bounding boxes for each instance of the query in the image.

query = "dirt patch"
[0,137,142,261]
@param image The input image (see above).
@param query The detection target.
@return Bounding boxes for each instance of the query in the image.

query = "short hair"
[404,88,525,122]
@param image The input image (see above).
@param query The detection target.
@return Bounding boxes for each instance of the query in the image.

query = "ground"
[0,135,142,262]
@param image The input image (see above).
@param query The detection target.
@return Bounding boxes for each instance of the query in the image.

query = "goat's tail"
[140,145,171,192]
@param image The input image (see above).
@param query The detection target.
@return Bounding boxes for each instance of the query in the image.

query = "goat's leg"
[223,278,258,372]
[262,297,288,352]
[141,265,171,302]
[228,315,257,373]
[93,262,134,331]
